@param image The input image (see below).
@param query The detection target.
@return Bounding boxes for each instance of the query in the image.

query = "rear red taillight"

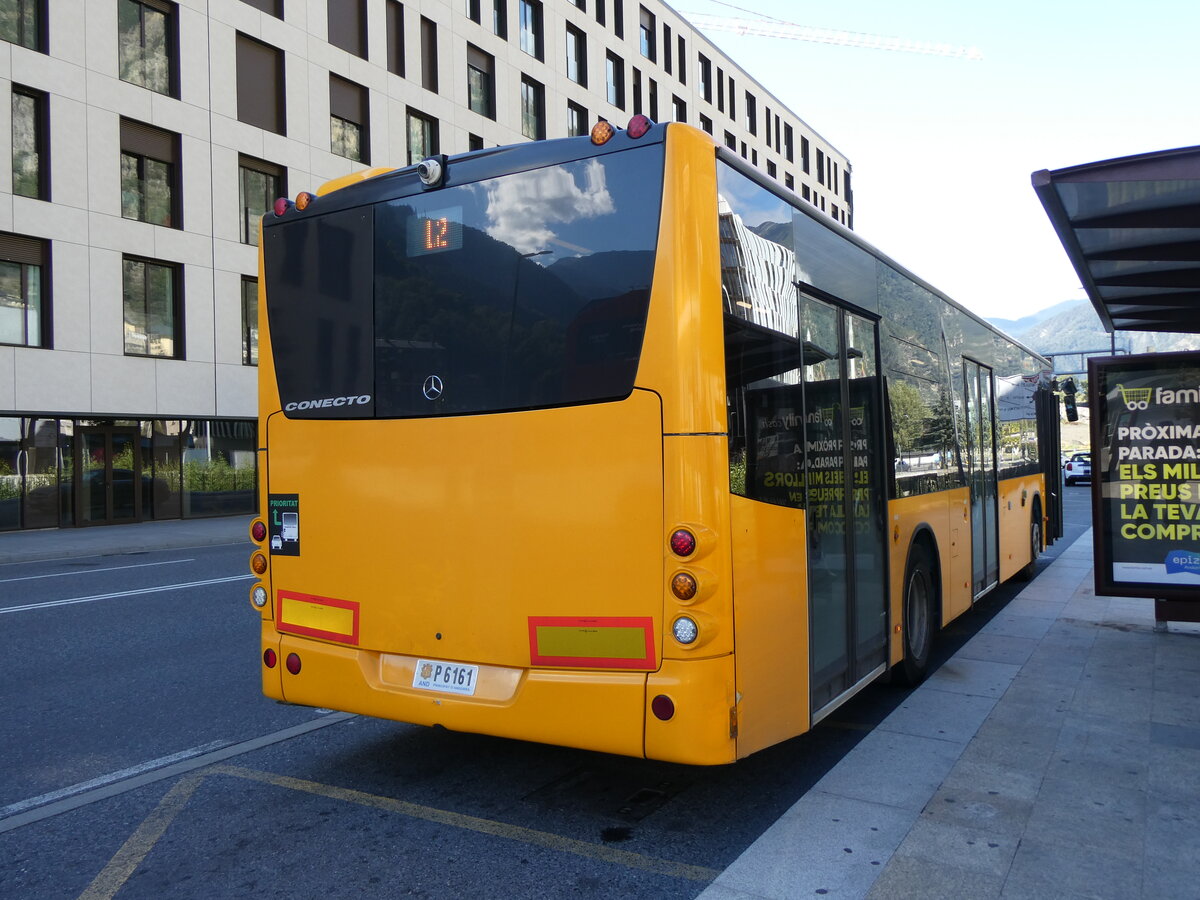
[263,648,277,668]
[286,653,301,675]
[251,520,267,543]
[273,197,291,217]
[670,529,696,557]
[627,114,653,138]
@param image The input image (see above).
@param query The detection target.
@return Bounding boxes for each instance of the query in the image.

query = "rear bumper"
[262,627,738,764]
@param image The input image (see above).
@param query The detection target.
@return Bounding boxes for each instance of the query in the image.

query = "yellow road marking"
[77,775,202,900]
[210,765,719,883]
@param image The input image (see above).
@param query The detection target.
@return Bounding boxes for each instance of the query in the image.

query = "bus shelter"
[1033,145,1200,627]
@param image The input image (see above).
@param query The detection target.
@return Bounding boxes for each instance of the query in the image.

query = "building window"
[468,133,483,151]
[491,0,508,38]
[728,77,735,119]
[118,0,177,96]
[236,33,286,135]
[420,16,438,92]
[567,100,588,137]
[1,0,43,51]
[0,232,48,348]
[595,0,605,26]
[767,160,776,179]
[648,77,657,121]
[817,149,825,185]
[123,256,180,359]
[717,67,724,112]
[638,6,654,61]
[677,35,685,83]
[698,113,712,134]
[520,75,545,140]
[662,23,671,72]
[466,0,480,22]
[613,0,623,38]
[467,44,495,119]
[723,130,735,151]
[387,1,405,77]
[572,0,585,8]
[605,51,624,109]
[241,0,282,15]
[330,76,369,163]
[785,173,793,191]
[328,0,366,59]
[406,108,438,164]
[801,136,810,173]
[784,124,793,163]
[565,23,587,86]
[519,0,542,60]
[120,119,179,228]
[239,156,285,246]
[671,95,686,123]
[631,67,642,115]
[241,276,258,366]
[11,86,47,200]
[745,92,757,135]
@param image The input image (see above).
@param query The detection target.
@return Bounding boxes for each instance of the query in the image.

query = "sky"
[678,0,1200,321]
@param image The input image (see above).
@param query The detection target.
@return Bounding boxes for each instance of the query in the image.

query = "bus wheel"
[1017,501,1042,582]
[898,543,934,686]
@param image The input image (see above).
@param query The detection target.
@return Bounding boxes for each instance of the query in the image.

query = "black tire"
[897,542,935,686]
[1017,502,1042,582]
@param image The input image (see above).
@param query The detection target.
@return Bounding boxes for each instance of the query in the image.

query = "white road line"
[0,575,255,614]
[0,741,229,819]
[0,559,196,585]
[0,713,355,834]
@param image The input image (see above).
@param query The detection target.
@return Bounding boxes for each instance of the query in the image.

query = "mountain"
[988,299,1200,358]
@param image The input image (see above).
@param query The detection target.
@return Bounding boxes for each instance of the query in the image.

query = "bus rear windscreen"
[263,145,664,418]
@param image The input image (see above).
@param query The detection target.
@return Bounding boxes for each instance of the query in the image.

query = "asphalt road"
[0,485,1092,899]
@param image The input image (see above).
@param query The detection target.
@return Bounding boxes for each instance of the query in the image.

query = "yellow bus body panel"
[998,474,1045,582]
[646,656,738,765]
[264,392,664,667]
[886,488,968,665]
[729,495,810,757]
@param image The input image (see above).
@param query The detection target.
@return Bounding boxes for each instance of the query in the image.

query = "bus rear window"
[264,146,663,418]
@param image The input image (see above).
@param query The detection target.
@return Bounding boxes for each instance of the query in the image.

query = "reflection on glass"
[182,420,256,517]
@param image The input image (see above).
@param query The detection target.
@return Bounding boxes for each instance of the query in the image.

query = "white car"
[1063,452,1091,485]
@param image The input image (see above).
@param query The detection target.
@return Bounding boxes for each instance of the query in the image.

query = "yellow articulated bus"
[247,118,1061,765]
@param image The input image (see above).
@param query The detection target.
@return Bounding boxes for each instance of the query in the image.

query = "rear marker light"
[672,616,699,645]
[251,520,267,543]
[651,694,675,721]
[295,191,315,211]
[286,653,302,675]
[272,197,291,217]
[251,585,268,608]
[263,648,277,668]
[251,553,268,575]
[670,529,696,557]
[627,114,653,138]
[671,572,698,601]
[591,120,616,146]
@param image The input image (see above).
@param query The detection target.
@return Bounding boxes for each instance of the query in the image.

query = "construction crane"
[685,13,984,60]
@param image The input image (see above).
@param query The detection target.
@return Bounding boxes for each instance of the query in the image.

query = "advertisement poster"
[1092,351,1200,600]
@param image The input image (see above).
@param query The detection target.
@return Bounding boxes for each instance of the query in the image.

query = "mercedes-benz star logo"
[422,374,444,401]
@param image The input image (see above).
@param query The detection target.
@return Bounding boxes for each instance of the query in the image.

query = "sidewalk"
[701,530,1200,899]
[0,516,252,565]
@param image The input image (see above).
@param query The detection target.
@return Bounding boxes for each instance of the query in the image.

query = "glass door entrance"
[963,359,999,597]
[78,427,141,525]
[803,296,890,717]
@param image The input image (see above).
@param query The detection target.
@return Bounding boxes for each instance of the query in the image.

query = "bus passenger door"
[963,359,999,597]
[802,296,890,719]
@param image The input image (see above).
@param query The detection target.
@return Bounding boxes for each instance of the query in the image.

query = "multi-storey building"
[0,0,852,531]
